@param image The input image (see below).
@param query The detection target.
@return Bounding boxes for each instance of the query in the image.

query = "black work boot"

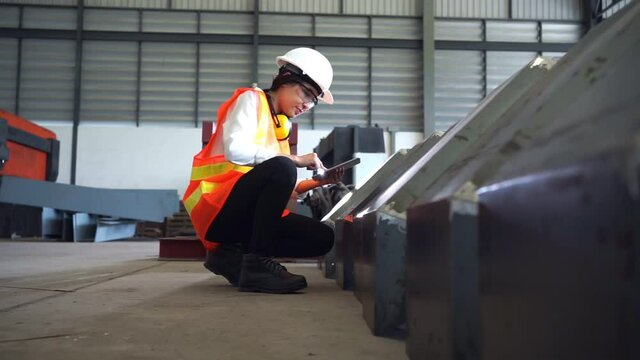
[203,243,242,286]
[238,254,307,294]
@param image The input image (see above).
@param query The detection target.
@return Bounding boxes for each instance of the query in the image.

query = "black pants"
[205,156,334,257]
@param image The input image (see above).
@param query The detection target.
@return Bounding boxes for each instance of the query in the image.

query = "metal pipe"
[70,0,84,185]
[423,0,436,136]
[367,17,373,128]
[482,19,487,98]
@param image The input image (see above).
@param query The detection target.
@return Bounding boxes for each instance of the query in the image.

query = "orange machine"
[0,109,59,182]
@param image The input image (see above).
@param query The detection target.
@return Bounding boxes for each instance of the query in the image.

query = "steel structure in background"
[0,175,179,223]
[0,107,180,239]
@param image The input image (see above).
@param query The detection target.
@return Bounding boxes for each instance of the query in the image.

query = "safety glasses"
[297,83,319,107]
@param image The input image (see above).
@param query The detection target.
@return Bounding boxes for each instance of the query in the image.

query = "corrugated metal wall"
[315,16,369,37]
[259,14,313,36]
[0,38,18,112]
[343,0,421,16]
[201,12,253,34]
[139,42,197,124]
[511,0,583,20]
[485,51,536,93]
[0,0,76,5]
[0,6,20,27]
[435,20,483,40]
[84,8,139,31]
[23,7,77,29]
[435,0,507,18]
[430,16,583,128]
[602,0,633,18]
[541,22,583,42]
[260,0,341,14]
[0,1,588,130]
[372,17,422,39]
[19,39,76,121]
[198,44,253,124]
[486,20,537,42]
[371,48,423,131]
[84,0,166,8]
[0,0,592,19]
[174,0,253,11]
[434,0,586,19]
[434,50,483,131]
[80,41,137,123]
[314,46,369,129]
[142,11,198,32]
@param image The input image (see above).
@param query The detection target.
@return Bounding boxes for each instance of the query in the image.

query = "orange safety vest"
[183,88,291,251]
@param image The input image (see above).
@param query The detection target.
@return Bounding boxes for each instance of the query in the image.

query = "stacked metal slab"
[323,4,640,352]
[405,3,640,359]
[326,135,442,291]
[350,56,555,338]
[324,51,556,336]
[314,126,386,279]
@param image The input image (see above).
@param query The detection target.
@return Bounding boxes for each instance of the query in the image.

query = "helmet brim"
[319,90,334,105]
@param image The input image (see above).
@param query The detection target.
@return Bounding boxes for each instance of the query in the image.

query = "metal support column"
[481,19,487,98]
[70,0,84,185]
[310,15,316,129]
[135,10,142,127]
[367,17,373,128]
[194,12,201,128]
[536,20,543,56]
[252,0,259,85]
[584,0,604,32]
[422,0,435,137]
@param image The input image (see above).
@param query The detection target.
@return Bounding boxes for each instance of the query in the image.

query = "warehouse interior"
[0,0,638,359]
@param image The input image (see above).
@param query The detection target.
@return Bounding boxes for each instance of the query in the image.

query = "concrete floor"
[0,241,406,360]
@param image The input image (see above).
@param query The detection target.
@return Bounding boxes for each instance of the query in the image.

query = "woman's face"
[276,83,319,118]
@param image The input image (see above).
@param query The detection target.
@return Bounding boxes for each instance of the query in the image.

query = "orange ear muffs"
[274,114,292,141]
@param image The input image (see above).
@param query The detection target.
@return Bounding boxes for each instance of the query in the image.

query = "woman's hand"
[292,153,325,171]
[294,167,345,194]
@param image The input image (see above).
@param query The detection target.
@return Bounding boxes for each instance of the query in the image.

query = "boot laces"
[261,257,287,274]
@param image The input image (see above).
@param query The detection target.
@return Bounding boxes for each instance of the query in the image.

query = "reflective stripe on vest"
[190,162,253,182]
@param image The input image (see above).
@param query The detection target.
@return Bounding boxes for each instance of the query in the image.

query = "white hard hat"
[276,48,334,105]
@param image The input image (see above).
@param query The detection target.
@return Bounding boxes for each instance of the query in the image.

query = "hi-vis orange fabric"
[183,88,291,251]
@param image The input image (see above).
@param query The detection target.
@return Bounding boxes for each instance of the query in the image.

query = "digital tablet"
[312,158,361,180]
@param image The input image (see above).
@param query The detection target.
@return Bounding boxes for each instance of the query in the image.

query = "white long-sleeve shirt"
[222,91,279,166]
[222,90,305,192]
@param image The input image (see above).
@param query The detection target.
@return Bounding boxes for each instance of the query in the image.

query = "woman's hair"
[269,64,323,96]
